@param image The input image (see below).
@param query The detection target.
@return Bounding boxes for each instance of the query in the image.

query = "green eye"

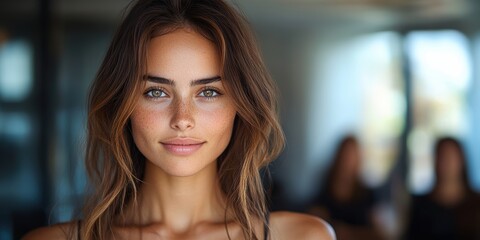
[145,89,167,98]
[199,88,220,98]
[202,89,217,98]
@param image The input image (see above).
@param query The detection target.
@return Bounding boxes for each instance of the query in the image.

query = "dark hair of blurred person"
[309,135,384,240]
[406,137,480,240]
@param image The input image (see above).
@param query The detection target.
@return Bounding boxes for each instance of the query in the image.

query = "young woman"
[23,0,335,239]
[309,136,382,240]
[406,137,480,239]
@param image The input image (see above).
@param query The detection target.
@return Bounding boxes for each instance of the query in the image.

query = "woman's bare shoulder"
[270,211,336,240]
[21,222,77,240]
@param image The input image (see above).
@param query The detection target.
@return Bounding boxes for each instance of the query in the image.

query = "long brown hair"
[82,0,285,239]
[432,137,473,194]
[323,135,367,201]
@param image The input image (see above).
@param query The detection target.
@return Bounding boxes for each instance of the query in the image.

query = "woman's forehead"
[146,28,221,84]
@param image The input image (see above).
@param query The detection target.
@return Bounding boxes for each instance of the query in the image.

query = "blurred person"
[22,0,335,239]
[309,135,384,240]
[405,137,480,240]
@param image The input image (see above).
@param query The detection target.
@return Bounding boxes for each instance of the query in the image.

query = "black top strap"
[77,220,81,240]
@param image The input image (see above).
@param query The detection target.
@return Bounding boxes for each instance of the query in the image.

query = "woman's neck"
[121,160,228,233]
[433,178,466,206]
[330,174,357,202]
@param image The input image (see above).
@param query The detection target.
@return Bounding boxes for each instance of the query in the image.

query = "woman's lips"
[160,138,205,156]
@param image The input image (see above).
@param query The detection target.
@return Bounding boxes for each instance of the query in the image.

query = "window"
[0,39,33,102]
[405,30,471,194]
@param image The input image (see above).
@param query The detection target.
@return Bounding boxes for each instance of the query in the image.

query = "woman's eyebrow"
[144,75,175,85]
[144,75,221,86]
[191,76,221,86]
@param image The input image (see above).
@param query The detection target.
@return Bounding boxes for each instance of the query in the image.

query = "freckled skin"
[130,28,237,177]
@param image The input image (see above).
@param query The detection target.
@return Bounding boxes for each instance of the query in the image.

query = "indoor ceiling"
[233,0,475,30]
[0,0,477,30]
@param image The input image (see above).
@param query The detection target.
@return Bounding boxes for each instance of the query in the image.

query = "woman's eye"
[199,89,220,98]
[145,89,167,98]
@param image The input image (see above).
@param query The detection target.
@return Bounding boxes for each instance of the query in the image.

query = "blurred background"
[1,0,480,239]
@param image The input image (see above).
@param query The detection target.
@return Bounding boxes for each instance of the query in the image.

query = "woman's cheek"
[131,105,169,133]
[197,102,236,129]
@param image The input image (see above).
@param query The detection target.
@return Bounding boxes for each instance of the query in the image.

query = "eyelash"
[143,87,223,100]
[144,87,168,99]
[198,87,222,100]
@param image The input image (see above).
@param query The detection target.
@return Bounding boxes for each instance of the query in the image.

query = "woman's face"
[436,141,463,180]
[130,28,237,177]
[337,141,361,176]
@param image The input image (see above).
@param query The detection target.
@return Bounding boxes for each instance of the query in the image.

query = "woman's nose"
[169,99,195,131]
